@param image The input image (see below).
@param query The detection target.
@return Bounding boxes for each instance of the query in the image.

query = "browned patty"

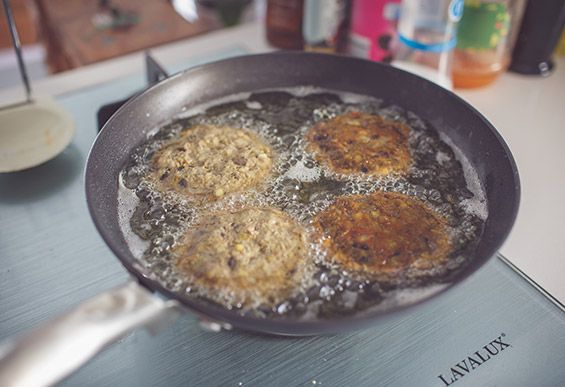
[152,125,273,201]
[173,207,312,308]
[313,191,451,282]
[306,112,411,176]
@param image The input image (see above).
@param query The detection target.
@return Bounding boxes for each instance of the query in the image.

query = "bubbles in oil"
[118,87,488,320]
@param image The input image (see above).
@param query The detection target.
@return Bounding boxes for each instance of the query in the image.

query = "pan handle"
[0,281,181,387]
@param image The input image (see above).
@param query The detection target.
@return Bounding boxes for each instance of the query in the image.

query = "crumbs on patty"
[306,112,411,176]
[313,191,451,283]
[173,207,312,309]
[152,125,273,200]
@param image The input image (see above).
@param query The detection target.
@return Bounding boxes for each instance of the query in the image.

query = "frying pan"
[0,52,520,386]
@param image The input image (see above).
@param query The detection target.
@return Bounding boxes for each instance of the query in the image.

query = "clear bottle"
[302,0,348,53]
[393,0,464,89]
[453,0,526,88]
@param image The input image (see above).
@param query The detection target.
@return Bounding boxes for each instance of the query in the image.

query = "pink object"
[349,0,401,62]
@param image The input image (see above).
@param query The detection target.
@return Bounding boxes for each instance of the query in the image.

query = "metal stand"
[2,0,33,104]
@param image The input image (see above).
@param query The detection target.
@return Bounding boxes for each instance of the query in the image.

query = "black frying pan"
[0,52,519,386]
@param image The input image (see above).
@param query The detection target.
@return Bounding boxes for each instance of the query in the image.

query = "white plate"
[0,97,74,173]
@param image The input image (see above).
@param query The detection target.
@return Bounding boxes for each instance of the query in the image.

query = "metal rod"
[2,0,33,103]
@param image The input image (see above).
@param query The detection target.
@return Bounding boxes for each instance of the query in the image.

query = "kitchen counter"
[456,67,565,304]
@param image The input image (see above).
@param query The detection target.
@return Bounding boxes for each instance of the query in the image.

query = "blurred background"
[0,0,262,88]
[1,0,564,91]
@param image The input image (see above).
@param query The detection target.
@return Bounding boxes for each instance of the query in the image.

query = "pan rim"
[85,51,520,335]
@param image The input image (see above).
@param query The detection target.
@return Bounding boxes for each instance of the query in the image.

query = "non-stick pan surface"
[86,52,520,335]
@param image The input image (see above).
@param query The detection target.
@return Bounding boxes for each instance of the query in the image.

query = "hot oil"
[119,87,487,320]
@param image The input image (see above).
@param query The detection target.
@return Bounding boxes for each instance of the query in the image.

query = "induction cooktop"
[0,47,563,387]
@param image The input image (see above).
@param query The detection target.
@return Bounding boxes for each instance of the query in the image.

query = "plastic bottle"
[453,0,526,88]
[348,0,401,62]
[393,0,464,90]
